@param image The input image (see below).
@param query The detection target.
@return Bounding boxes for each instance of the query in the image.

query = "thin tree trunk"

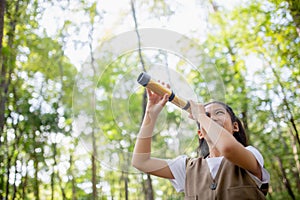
[51,172,54,200]
[289,128,300,191]
[146,174,154,200]
[0,0,6,146]
[1,0,19,147]
[54,20,68,200]
[130,0,146,69]
[287,0,300,37]
[22,161,28,199]
[34,156,39,200]
[51,142,67,200]
[10,84,22,200]
[259,135,282,197]
[276,156,295,200]
[2,1,19,197]
[209,0,219,12]
[51,144,56,200]
[269,100,297,198]
[5,154,11,200]
[33,127,39,200]
[22,173,28,199]
[0,0,5,51]
[4,113,20,200]
[91,149,97,200]
[11,131,20,200]
[270,66,300,146]
[141,174,147,200]
[89,24,98,200]
[69,154,77,200]
[130,1,154,199]
[57,172,67,199]
[84,3,99,197]
[12,155,18,200]
[123,172,129,200]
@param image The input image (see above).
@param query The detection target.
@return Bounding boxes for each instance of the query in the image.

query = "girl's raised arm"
[131,88,174,179]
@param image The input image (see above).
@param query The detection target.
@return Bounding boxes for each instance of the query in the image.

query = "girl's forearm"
[137,111,158,139]
[132,111,158,166]
[198,115,237,154]
[132,112,172,174]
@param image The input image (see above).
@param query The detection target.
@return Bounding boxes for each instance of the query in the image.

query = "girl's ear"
[198,130,204,139]
[233,122,239,132]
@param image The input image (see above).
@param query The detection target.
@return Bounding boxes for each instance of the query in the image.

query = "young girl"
[132,87,270,199]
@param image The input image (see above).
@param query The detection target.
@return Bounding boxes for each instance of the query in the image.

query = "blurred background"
[0,0,299,199]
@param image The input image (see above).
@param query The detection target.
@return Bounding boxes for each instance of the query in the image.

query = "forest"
[0,0,299,199]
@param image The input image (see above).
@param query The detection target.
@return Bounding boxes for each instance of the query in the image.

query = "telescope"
[137,72,191,113]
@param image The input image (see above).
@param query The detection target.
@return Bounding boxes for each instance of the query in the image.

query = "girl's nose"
[210,115,219,122]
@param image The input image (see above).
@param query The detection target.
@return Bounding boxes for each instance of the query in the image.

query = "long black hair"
[197,101,248,158]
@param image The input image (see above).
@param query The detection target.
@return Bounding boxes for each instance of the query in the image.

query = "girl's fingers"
[188,114,195,120]
[146,88,152,96]
[160,93,169,106]
[189,100,205,120]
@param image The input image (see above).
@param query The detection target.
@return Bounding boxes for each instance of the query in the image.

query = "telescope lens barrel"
[137,72,191,113]
[137,72,151,86]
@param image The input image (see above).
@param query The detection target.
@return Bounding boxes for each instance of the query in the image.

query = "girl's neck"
[208,149,221,158]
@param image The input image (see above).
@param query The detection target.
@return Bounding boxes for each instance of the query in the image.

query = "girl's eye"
[216,110,225,115]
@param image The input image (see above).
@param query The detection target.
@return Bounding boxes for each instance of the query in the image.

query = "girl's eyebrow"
[211,108,226,114]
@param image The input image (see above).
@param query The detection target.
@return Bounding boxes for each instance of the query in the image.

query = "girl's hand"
[188,100,211,142]
[188,100,206,122]
[146,82,170,117]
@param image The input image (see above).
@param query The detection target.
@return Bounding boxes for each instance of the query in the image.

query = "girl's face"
[204,103,239,134]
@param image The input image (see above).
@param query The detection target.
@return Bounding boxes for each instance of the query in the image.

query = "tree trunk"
[22,162,28,199]
[123,172,129,200]
[276,156,295,200]
[12,153,18,200]
[0,0,5,141]
[5,155,11,200]
[269,99,297,198]
[130,1,153,199]
[146,174,154,200]
[141,174,147,200]
[1,1,18,197]
[51,143,57,200]
[57,172,67,200]
[52,142,67,199]
[287,0,300,37]
[51,163,54,200]
[91,149,97,200]
[69,154,77,200]
[270,66,300,146]
[87,7,98,198]
[90,43,98,200]
[34,156,39,200]
[0,0,4,50]
[289,128,300,192]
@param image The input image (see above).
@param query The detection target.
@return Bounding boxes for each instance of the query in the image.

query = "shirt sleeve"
[166,155,187,192]
[245,146,270,187]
